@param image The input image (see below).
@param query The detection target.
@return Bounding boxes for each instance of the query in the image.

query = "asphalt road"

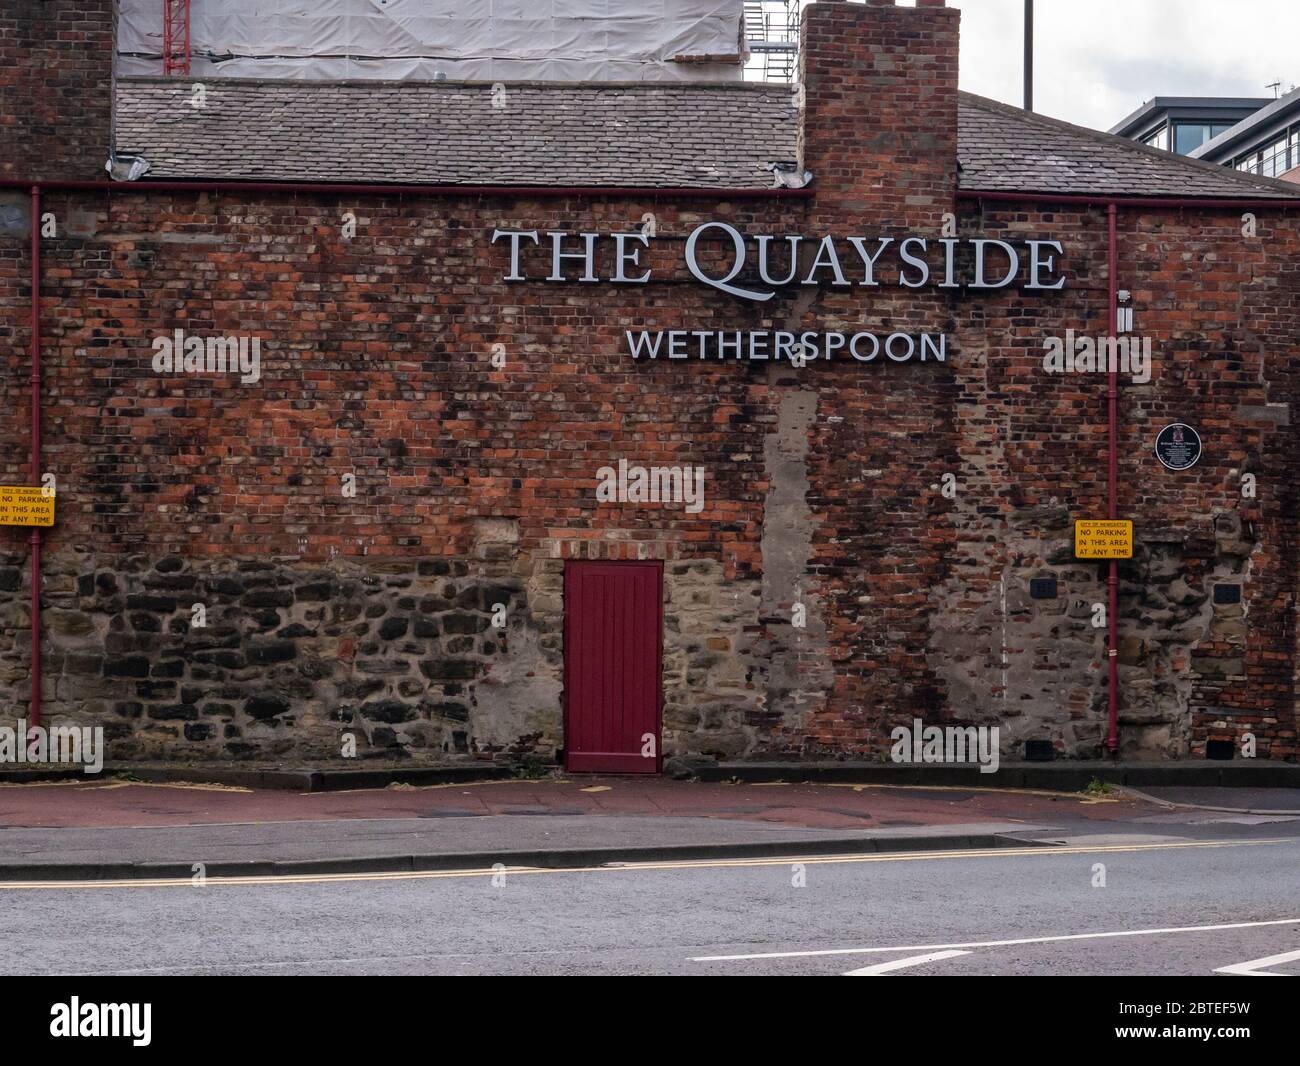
[2,832,1298,976]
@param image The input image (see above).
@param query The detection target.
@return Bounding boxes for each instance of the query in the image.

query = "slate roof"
[958,93,1300,199]
[113,79,799,189]
[113,78,1300,199]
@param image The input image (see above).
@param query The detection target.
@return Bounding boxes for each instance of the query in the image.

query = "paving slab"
[1126,785,1300,814]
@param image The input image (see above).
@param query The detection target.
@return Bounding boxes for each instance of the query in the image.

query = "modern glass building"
[1110,90,1300,182]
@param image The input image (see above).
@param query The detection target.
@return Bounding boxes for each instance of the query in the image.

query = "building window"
[1173,124,1206,154]
[1259,134,1290,176]
[1172,122,1238,155]
[1142,125,1169,151]
[1232,130,1297,177]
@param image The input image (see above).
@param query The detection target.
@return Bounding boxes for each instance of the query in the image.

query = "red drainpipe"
[1106,201,1119,755]
[956,188,1300,757]
[28,184,41,730]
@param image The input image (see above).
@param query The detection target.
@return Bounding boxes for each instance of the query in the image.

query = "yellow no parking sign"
[1074,520,1132,559]
[0,486,55,527]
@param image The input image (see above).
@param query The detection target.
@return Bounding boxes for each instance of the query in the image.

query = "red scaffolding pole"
[162,0,191,76]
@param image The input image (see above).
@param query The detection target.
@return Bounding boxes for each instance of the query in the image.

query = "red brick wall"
[2,194,811,562]
[0,0,116,181]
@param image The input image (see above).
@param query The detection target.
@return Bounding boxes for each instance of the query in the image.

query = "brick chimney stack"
[798,0,960,229]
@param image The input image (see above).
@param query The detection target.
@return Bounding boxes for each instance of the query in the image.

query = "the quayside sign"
[490,223,1066,367]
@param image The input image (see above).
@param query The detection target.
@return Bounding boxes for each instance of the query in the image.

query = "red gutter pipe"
[957,188,1299,758]
[954,190,1300,210]
[0,179,813,200]
[28,185,41,730]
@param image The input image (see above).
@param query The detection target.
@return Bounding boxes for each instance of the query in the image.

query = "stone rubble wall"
[0,549,559,761]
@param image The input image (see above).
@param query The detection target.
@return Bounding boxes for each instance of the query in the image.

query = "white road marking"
[1213,948,1300,976]
[692,917,1300,962]
[844,950,970,976]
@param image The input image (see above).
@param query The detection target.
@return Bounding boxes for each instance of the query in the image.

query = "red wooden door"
[564,561,663,773]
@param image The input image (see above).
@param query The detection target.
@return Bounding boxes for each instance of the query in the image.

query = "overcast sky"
[943,0,1300,131]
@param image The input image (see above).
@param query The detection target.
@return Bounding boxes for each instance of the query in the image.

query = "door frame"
[561,559,664,774]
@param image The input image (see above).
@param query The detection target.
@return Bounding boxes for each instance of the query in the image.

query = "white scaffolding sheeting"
[117,0,746,82]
